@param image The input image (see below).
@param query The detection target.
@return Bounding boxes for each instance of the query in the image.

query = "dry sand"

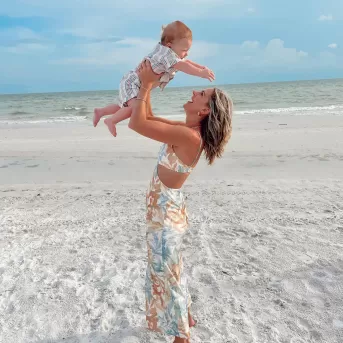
[0,114,342,343]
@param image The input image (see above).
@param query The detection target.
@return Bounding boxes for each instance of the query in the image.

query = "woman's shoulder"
[173,126,202,148]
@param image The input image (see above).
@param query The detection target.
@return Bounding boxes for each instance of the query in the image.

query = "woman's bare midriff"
[157,150,201,189]
[157,165,190,189]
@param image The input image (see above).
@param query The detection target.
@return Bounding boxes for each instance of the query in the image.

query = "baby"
[93,20,215,136]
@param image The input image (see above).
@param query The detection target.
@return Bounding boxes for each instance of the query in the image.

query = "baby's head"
[161,21,192,59]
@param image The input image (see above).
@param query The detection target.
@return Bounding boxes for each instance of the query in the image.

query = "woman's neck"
[185,118,201,128]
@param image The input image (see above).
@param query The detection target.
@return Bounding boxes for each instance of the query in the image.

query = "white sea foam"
[236,105,343,116]
[63,106,82,110]
[0,116,88,125]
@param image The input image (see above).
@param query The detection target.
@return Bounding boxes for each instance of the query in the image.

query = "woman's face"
[183,88,215,116]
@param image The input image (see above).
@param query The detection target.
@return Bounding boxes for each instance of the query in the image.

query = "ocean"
[1,78,343,126]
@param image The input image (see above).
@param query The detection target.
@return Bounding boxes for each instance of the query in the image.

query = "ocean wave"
[60,106,91,116]
[236,105,343,115]
[79,109,92,115]
[63,106,86,111]
[10,111,31,116]
[8,104,24,108]
[0,115,88,125]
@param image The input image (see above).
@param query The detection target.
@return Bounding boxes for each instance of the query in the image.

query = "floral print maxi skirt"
[145,167,191,339]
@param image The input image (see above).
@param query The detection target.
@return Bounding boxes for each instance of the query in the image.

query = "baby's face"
[169,38,192,59]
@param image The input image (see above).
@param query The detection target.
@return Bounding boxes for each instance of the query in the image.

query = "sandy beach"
[1,114,343,343]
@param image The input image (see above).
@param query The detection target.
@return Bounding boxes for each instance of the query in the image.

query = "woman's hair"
[200,88,233,165]
[161,21,192,45]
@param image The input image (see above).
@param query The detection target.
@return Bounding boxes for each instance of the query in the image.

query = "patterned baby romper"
[118,43,182,107]
[145,135,202,339]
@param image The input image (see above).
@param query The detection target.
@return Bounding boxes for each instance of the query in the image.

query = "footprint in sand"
[192,266,216,287]
[290,338,307,343]
[273,298,286,308]
[297,317,323,341]
[120,337,141,343]
[194,326,212,341]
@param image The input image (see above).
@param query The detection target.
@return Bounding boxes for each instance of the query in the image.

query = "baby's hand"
[200,67,215,82]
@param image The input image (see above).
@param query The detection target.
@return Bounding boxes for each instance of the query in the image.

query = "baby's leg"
[104,105,132,137]
[93,104,120,127]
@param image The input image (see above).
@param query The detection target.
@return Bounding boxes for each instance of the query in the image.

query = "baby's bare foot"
[93,108,102,127]
[104,117,117,137]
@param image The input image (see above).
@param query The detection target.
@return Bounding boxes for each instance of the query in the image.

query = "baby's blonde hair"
[161,21,192,45]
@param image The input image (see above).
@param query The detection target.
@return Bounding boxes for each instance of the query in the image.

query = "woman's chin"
[183,101,193,112]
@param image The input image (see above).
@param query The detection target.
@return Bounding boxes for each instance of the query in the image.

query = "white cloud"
[51,38,221,67]
[241,40,259,49]
[51,37,156,67]
[188,41,222,60]
[318,14,333,21]
[317,51,339,67]
[4,43,53,54]
[328,43,338,49]
[2,32,342,92]
[247,8,255,13]
[298,51,308,57]
[0,27,42,45]
[0,27,53,55]
[51,36,311,72]
[263,39,308,65]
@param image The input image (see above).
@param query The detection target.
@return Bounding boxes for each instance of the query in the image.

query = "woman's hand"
[137,60,163,89]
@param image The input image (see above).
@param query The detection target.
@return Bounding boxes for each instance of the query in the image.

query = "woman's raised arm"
[128,61,198,147]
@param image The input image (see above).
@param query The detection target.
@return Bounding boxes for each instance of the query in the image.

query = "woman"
[128,61,233,343]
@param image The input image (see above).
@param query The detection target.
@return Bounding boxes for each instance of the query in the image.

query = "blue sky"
[0,0,342,93]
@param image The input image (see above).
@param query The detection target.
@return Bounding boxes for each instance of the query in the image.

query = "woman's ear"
[200,106,210,116]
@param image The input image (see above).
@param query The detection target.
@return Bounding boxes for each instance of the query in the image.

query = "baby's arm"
[186,60,205,70]
[173,61,215,82]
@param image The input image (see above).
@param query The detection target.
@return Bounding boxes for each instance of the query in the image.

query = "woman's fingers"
[142,59,150,71]
[137,59,149,71]
[137,60,144,70]
[137,59,164,84]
